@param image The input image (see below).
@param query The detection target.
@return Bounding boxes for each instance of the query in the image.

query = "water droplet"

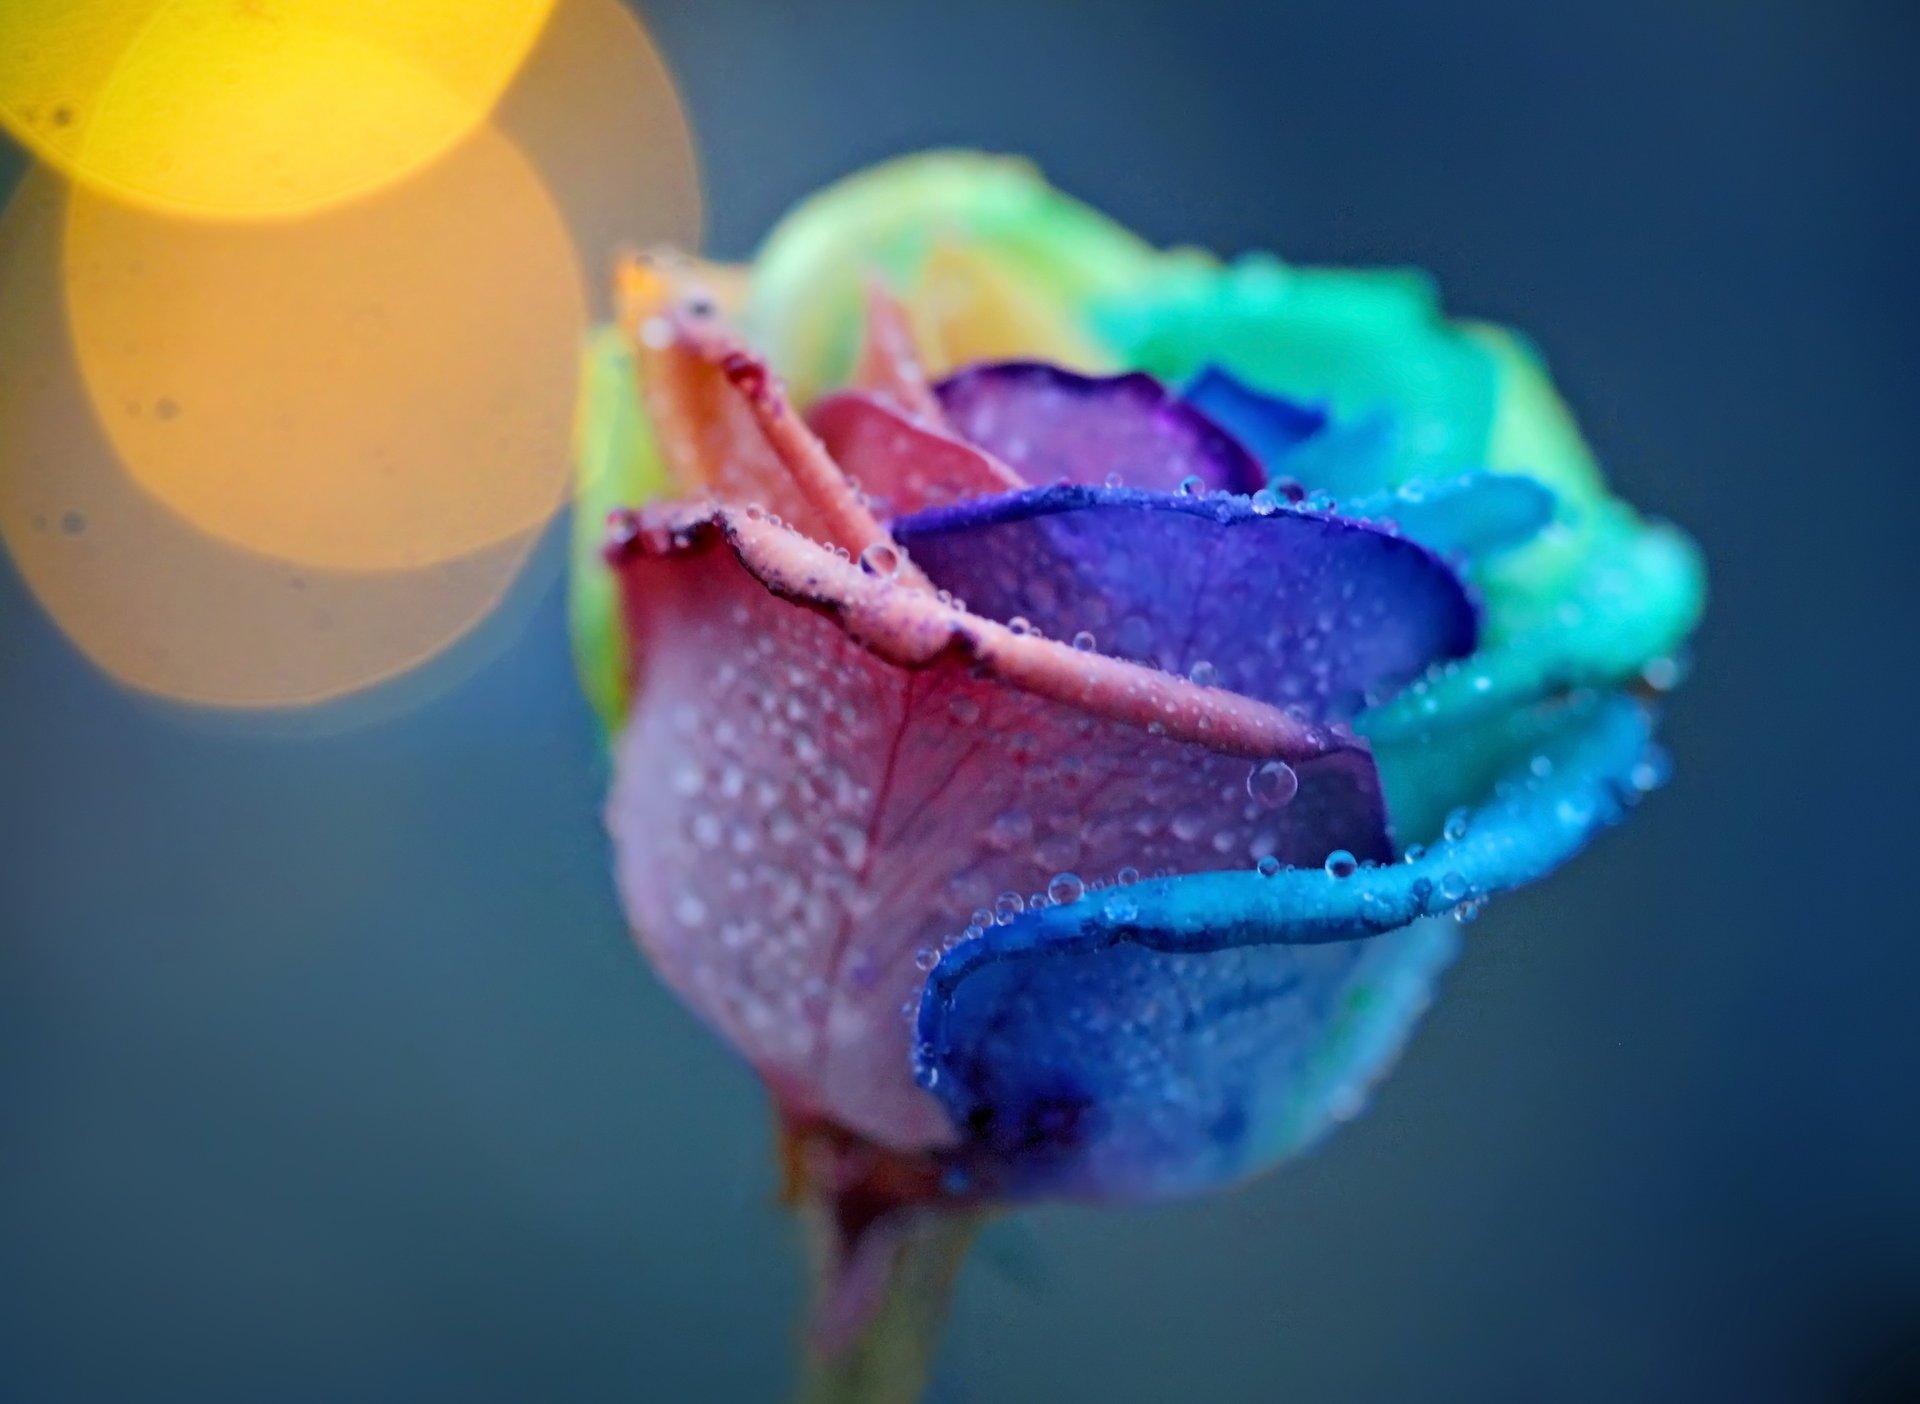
[1116,865,1140,887]
[1047,873,1085,906]
[1102,895,1139,921]
[1179,474,1206,497]
[1631,748,1672,793]
[914,947,939,971]
[1249,488,1279,516]
[1403,843,1427,863]
[1442,808,1471,842]
[987,808,1033,849]
[1256,854,1281,877]
[1008,616,1035,637]
[1104,470,1125,488]
[1438,871,1469,902]
[993,891,1025,924]
[1640,654,1686,692]
[1071,630,1097,652]
[1188,659,1219,687]
[859,541,902,578]
[1324,850,1357,879]
[1246,760,1298,810]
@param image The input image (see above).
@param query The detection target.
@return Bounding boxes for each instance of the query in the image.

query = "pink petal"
[808,391,1026,517]
[605,508,1390,1151]
[849,281,946,425]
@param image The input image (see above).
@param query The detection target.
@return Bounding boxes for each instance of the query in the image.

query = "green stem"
[794,1203,979,1404]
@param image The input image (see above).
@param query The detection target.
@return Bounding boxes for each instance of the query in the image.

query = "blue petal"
[1339,472,1557,561]
[916,693,1657,1202]
[1181,365,1330,471]
[892,483,1477,720]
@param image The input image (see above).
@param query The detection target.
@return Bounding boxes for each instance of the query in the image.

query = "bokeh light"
[0,0,557,219]
[494,0,703,321]
[0,0,701,708]
[63,120,589,573]
[0,171,548,708]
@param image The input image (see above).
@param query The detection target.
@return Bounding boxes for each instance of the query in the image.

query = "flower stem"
[795,1201,979,1404]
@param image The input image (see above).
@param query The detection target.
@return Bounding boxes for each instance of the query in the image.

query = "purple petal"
[934,361,1266,495]
[893,484,1478,720]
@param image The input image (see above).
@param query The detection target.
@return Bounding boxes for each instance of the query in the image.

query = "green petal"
[568,326,674,740]
[744,150,1156,402]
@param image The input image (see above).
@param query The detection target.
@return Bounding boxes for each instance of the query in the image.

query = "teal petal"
[1340,471,1557,563]
[1360,512,1705,744]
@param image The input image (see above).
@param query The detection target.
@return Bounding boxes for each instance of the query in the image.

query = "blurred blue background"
[3,1,1916,1399]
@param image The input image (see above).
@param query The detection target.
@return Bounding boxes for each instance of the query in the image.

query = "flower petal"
[915,691,1656,1201]
[569,326,675,739]
[935,361,1266,495]
[612,255,814,524]
[1181,365,1330,474]
[1339,472,1557,561]
[892,484,1478,720]
[849,281,946,423]
[808,392,1025,516]
[745,152,1155,401]
[1360,512,1704,742]
[1098,255,1500,485]
[606,508,1391,1152]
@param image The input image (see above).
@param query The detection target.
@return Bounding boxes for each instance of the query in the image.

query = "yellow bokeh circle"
[0,0,558,219]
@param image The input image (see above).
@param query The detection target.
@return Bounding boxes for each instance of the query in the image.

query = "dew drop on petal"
[1008,616,1035,637]
[1443,808,1471,842]
[1071,630,1097,652]
[859,542,902,578]
[1047,873,1085,906]
[1256,854,1281,877]
[1439,871,1470,902]
[993,891,1026,924]
[1188,659,1219,687]
[1178,474,1206,497]
[1324,849,1358,879]
[1249,487,1279,516]
[1246,760,1298,810]
[1115,865,1140,887]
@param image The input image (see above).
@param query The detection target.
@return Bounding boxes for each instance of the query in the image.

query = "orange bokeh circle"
[62,119,590,573]
[0,169,546,708]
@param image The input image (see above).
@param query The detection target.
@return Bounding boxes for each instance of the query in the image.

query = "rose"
[569,152,1703,1398]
